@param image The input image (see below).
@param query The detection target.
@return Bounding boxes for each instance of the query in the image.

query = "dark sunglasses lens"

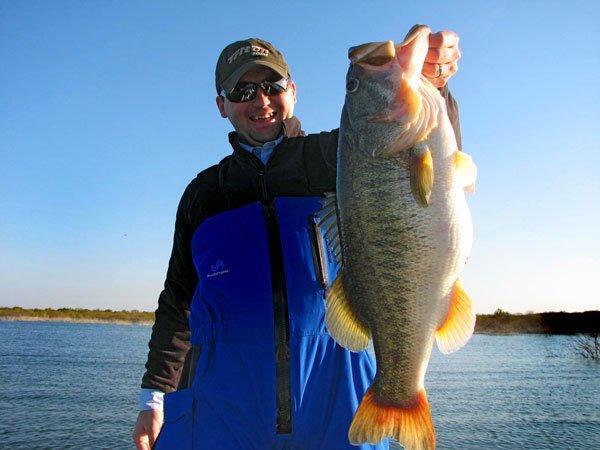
[262,81,286,95]
[226,79,288,103]
[227,83,258,102]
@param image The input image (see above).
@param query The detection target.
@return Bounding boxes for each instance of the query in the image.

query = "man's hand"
[133,409,164,450]
[422,30,461,88]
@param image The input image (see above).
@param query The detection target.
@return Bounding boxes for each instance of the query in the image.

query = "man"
[134,32,462,450]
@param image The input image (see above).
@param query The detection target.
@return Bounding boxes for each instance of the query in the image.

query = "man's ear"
[289,80,297,104]
[216,96,227,118]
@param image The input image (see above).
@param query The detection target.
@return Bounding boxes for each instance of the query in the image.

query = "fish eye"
[346,78,360,93]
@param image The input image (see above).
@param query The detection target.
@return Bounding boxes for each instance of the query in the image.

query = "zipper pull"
[258,169,269,202]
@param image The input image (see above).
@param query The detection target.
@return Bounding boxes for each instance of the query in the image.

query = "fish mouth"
[355,25,431,126]
[349,41,396,66]
[348,25,431,67]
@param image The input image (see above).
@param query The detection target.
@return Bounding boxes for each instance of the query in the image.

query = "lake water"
[0,321,598,449]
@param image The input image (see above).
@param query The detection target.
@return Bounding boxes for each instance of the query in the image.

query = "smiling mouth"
[250,111,277,122]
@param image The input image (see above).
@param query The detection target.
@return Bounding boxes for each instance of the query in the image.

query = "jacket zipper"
[258,169,269,201]
[259,170,292,435]
[182,345,200,389]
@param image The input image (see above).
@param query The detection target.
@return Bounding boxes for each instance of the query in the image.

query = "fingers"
[133,410,163,450]
[148,417,163,448]
[133,423,150,450]
[428,74,451,89]
[422,59,458,88]
[134,436,152,450]
[422,62,458,80]
[428,30,459,49]
[425,46,461,65]
[422,29,461,88]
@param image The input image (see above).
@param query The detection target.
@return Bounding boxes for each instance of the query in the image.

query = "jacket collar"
[228,116,304,149]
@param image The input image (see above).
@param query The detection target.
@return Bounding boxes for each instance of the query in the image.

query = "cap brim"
[220,61,289,93]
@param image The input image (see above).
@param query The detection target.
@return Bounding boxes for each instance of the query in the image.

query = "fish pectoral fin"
[454,150,477,194]
[325,273,371,351]
[436,279,476,354]
[349,388,435,449]
[410,145,434,207]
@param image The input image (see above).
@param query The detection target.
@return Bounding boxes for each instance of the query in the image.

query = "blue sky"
[1,1,599,313]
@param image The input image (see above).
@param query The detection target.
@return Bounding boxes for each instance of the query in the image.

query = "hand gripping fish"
[315,25,477,449]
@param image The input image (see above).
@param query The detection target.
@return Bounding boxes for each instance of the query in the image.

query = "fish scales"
[339,152,446,402]
[319,25,477,449]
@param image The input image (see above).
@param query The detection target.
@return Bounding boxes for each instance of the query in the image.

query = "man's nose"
[253,88,270,106]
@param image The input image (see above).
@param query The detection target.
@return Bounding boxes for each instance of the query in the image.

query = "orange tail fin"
[349,389,435,450]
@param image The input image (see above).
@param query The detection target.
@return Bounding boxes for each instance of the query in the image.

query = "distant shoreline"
[1,307,598,334]
[0,315,152,326]
[475,310,598,335]
[0,307,153,326]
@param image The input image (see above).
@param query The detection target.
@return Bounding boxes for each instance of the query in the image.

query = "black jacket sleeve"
[141,173,212,393]
[302,129,339,193]
[440,85,462,150]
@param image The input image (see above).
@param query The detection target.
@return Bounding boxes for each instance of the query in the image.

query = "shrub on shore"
[572,333,600,360]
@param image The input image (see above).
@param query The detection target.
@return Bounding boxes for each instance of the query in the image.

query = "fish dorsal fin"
[436,279,475,354]
[454,151,477,194]
[410,145,434,207]
[326,273,371,351]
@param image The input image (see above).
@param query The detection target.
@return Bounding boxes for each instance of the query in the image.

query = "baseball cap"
[215,38,291,94]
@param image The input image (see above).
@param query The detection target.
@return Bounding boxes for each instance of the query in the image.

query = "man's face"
[216,66,297,146]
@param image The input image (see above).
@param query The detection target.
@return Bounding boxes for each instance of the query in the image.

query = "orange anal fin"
[325,273,371,351]
[454,151,477,194]
[436,279,475,354]
[410,145,433,207]
[349,389,435,450]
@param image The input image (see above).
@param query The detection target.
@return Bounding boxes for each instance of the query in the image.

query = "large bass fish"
[316,25,477,449]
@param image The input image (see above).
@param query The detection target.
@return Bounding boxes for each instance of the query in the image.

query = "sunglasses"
[221,78,289,103]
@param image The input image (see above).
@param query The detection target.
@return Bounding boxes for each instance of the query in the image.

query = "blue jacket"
[154,197,387,449]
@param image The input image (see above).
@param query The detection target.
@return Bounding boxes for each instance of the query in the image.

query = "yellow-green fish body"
[324,25,477,449]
